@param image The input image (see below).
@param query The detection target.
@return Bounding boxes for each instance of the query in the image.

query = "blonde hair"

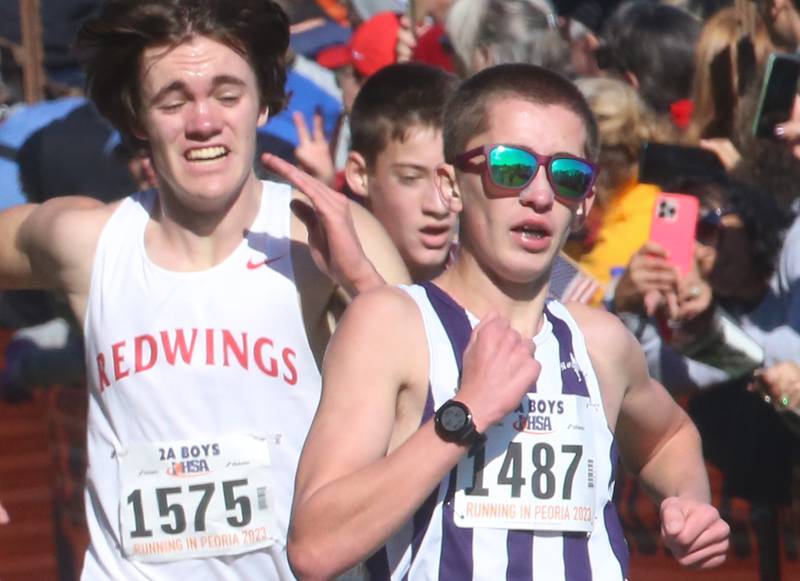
[685,4,774,143]
[575,76,655,206]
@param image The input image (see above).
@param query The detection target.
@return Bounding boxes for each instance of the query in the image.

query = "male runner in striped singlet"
[0,0,407,578]
[289,63,730,580]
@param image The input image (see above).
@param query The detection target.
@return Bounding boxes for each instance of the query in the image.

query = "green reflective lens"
[488,146,537,188]
[550,157,593,200]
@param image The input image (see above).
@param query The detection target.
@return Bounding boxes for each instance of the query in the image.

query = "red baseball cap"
[317,11,400,78]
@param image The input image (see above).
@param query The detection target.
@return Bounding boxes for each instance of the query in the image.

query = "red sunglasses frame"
[453,143,598,202]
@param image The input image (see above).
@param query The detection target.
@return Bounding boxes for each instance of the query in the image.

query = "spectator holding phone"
[609,176,797,508]
[726,87,800,370]
[610,177,791,389]
[684,4,774,170]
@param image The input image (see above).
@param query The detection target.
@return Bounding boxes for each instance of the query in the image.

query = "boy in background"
[345,63,460,281]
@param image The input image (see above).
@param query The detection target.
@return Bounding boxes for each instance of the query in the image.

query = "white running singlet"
[81,182,321,580]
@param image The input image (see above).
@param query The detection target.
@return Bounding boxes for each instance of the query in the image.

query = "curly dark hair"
[75,0,289,150]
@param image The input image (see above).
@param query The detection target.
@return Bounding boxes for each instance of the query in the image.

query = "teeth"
[520,231,544,239]
[186,146,227,161]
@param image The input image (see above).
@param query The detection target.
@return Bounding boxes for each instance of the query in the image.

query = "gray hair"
[446,0,570,76]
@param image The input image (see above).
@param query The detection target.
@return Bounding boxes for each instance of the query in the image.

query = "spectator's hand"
[674,262,713,323]
[660,496,729,569]
[613,241,679,317]
[752,362,800,412]
[261,153,382,294]
[774,95,800,161]
[292,111,336,187]
[699,138,742,171]
[396,15,431,62]
[0,501,8,525]
[667,263,715,349]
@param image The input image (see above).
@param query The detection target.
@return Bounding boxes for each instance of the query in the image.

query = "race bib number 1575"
[117,434,279,563]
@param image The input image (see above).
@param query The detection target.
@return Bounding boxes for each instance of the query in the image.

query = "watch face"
[441,405,467,431]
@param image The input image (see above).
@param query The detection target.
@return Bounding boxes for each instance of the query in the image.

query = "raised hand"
[699,138,741,171]
[395,15,418,63]
[455,312,541,433]
[613,241,679,317]
[660,496,729,569]
[292,111,335,187]
[754,362,800,412]
[674,261,713,323]
[261,153,382,294]
[774,95,800,161]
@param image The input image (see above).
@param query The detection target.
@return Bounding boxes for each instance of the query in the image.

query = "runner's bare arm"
[349,200,410,286]
[572,305,708,499]
[288,288,461,580]
[0,204,41,289]
[0,197,104,292]
[289,289,540,580]
[573,304,729,569]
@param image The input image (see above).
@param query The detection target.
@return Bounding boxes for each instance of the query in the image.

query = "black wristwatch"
[434,400,485,447]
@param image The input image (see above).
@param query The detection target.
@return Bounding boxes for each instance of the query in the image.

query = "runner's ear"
[434,163,462,214]
[345,151,369,201]
[257,105,269,127]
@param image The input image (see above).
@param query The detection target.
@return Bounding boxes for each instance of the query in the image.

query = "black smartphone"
[706,44,735,138]
[638,142,726,189]
[752,52,800,139]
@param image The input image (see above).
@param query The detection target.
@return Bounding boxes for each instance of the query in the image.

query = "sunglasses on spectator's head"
[454,144,597,202]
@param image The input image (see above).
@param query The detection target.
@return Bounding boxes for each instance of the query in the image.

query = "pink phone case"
[649,193,699,276]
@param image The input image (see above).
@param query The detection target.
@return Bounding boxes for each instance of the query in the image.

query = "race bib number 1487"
[453,395,597,532]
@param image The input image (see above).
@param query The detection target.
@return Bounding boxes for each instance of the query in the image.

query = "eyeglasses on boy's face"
[453,144,597,203]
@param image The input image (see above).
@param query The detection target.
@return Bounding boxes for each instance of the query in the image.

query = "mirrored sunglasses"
[454,144,597,202]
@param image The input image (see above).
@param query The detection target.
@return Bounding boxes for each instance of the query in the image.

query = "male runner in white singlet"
[0,0,407,579]
[289,64,731,580]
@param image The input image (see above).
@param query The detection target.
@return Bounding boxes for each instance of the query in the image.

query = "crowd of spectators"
[1,0,800,579]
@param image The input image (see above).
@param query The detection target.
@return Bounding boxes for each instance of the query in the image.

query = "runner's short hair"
[350,63,458,170]
[443,63,599,163]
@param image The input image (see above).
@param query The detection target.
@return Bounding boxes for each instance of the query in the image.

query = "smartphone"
[752,52,800,139]
[649,193,699,277]
[638,142,725,189]
[706,45,735,138]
